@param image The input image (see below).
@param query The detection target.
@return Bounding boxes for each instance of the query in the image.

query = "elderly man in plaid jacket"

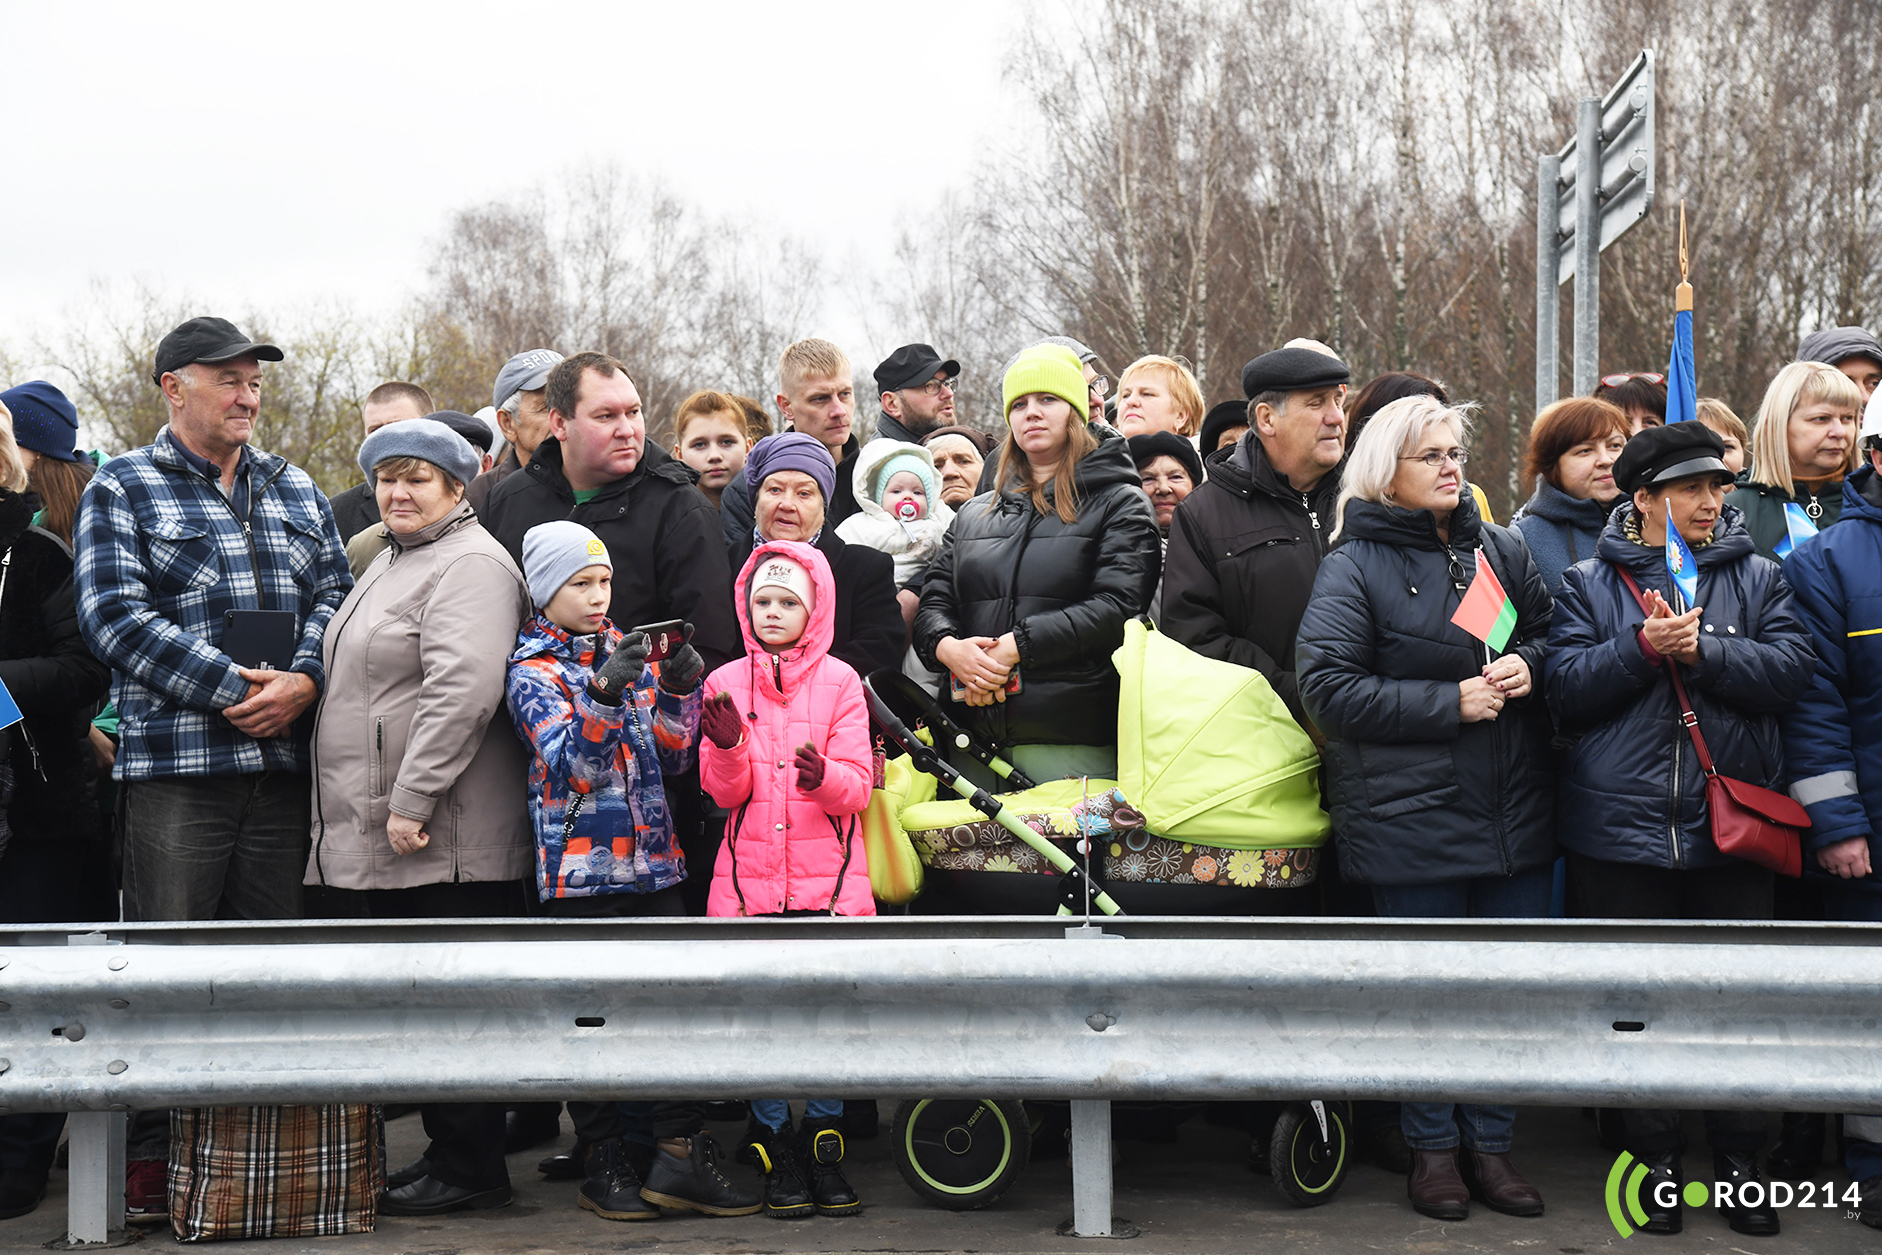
[74,316,352,1219]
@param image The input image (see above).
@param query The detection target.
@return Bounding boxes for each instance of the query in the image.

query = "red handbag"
[1612,567,1805,877]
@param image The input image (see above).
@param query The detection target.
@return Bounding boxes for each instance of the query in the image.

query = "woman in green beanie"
[913,344,1160,783]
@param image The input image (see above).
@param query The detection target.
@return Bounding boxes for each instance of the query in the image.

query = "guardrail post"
[65,932,125,1244]
[1059,924,1135,1239]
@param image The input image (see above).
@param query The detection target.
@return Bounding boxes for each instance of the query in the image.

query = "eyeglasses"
[1599,372,1665,388]
[1399,449,1470,467]
[916,375,958,397]
[1089,376,1110,399]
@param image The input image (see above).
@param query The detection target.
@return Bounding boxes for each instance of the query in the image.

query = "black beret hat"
[1613,421,1732,495]
[1198,399,1250,453]
[1241,346,1351,399]
[1128,431,1204,486]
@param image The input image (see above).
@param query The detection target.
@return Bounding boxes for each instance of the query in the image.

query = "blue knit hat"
[744,432,836,502]
[0,381,80,463]
[356,417,481,488]
[873,446,939,510]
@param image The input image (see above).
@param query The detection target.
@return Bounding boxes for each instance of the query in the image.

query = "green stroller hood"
[1112,619,1330,848]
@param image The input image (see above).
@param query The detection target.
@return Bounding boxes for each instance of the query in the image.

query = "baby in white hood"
[836,438,956,586]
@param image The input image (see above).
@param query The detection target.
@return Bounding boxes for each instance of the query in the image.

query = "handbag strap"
[1611,564,1719,780]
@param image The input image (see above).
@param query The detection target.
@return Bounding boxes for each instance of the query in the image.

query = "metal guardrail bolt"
[0,1059,9,1073]
[107,1061,127,1075]
[108,956,128,971]
[108,1000,129,1010]
[1085,1012,1116,1032]
[60,1023,85,1042]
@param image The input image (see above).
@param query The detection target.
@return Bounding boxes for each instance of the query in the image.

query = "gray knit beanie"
[521,521,612,609]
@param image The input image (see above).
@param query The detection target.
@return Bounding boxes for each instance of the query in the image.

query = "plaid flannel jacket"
[75,427,352,780]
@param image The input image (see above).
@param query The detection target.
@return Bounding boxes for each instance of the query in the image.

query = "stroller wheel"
[1270,1101,1350,1207]
[891,1098,1031,1210]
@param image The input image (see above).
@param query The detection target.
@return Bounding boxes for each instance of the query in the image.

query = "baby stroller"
[863,624,1349,1209]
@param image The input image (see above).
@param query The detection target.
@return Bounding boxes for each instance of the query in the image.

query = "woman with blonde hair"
[1115,354,1203,439]
[1297,394,1554,1222]
[1737,360,1861,560]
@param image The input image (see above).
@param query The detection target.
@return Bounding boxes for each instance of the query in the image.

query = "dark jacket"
[0,491,111,841]
[1297,495,1556,886]
[1733,473,1846,563]
[1780,465,1882,893]
[1510,478,1614,594]
[1160,432,1343,721]
[326,480,379,543]
[728,527,906,681]
[914,432,1160,748]
[1544,503,1816,870]
[483,440,741,673]
[466,447,523,516]
[720,432,861,553]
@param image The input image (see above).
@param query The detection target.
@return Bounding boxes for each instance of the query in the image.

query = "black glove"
[701,692,744,750]
[659,642,706,696]
[587,632,651,705]
[794,742,825,792]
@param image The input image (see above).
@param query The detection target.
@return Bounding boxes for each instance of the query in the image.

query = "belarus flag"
[1451,553,1516,653]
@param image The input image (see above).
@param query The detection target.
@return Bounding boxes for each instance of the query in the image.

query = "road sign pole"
[1536,153,1561,413]
[1572,97,1603,396]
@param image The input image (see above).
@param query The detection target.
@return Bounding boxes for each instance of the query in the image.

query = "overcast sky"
[1,1,1028,355]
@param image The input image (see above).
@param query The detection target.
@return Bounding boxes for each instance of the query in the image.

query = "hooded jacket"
[1297,494,1557,886]
[1780,465,1882,893]
[307,501,532,890]
[507,613,702,900]
[1544,502,1816,870]
[1733,473,1847,563]
[482,438,740,673]
[700,541,875,916]
[1160,432,1344,723]
[1510,478,1616,593]
[913,431,1160,748]
[835,437,956,587]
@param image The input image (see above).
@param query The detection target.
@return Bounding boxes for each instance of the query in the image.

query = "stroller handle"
[862,668,1038,790]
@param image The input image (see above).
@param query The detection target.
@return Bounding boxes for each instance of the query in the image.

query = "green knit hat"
[1002,344,1089,422]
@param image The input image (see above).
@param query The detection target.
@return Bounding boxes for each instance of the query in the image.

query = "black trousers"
[544,886,705,1146]
[332,880,530,1189]
[1567,853,1773,1154]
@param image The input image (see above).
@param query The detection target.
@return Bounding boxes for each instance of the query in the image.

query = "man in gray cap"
[469,349,563,513]
[327,381,435,542]
[1799,326,1882,405]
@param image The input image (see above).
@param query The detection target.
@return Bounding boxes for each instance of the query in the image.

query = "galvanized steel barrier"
[4,914,1880,1242]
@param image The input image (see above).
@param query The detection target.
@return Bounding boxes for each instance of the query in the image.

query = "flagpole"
[1676,200,1692,314]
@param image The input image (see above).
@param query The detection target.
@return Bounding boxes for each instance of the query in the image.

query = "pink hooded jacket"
[701,540,876,916]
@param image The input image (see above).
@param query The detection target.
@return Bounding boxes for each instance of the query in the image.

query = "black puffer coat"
[0,490,111,842]
[914,433,1160,748]
[1297,494,1556,886]
[1544,503,1815,870]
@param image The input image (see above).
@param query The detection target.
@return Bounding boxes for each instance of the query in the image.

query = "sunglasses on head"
[1600,372,1665,388]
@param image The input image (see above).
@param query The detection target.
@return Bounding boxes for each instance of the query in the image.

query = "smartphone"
[949,668,1022,702]
[223,609,298,670]
[632,620,689,664]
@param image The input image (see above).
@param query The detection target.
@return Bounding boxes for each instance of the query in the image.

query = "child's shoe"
[803,1125,862,1216]
[578,1138,658,1221]
[638,1133,760,1217]
[748,1120,814,1219]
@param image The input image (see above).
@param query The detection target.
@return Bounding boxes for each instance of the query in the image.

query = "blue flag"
[1774,501,1820,560]
[1667,307,1697,425]
[1664,510,1699,610]
[0,676,20,732]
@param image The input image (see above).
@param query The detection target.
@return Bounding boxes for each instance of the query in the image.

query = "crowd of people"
[0,311,1877,1239]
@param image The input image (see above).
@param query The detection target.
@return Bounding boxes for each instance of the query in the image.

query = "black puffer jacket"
[0,491,111,842]
[1544,503,1815,870]
[1297,494,1556,886]
[914,433,1160,748]
[1160,432,1343,722]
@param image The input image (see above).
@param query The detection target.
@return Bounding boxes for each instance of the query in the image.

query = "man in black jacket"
[1161,345,1350,725]
[873,343,961,444]
[483,352,739,673]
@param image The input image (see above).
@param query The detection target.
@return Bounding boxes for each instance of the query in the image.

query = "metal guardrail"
[4,915,1879,1242]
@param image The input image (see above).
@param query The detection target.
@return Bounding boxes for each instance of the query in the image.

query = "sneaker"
[578,1138,658,1222]
[803,1126,862,1217]
[124,1158,168,1226]
[1714,1150,1779,1236]
[747,1121,813,1220]
[639,1133,761,1217]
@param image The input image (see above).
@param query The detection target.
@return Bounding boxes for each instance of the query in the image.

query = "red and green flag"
[1451,555,1516,653]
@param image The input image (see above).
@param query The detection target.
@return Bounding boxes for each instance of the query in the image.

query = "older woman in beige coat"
[306,416,532,1216]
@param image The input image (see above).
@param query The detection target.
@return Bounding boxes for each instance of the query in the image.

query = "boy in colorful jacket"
[506,521,759,1224]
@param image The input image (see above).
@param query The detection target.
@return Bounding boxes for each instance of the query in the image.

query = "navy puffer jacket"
[1297,493,1557,886]
[1544,503,1816,870]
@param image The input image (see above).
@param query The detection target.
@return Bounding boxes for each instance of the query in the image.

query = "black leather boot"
[638,1133,761,1217]
[747,1120,813,1219]
[578,1138,658,1221]
[803,1125,862,1216]
[1636,1148,1682,1235]
[1714,1150,1780,1236]
[1766,1112,1825,1180]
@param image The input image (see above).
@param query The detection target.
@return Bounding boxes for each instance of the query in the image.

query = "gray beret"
[1798,326,1882,371]
[1241,346,1352,399]
[357,417,481,487]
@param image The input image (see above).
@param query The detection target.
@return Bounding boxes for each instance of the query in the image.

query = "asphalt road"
[2,1103,1875,1253]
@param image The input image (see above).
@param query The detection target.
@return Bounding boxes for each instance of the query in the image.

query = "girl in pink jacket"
[699,540,873,1218]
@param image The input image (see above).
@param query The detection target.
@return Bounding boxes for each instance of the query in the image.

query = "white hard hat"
[1864,386,1882,446]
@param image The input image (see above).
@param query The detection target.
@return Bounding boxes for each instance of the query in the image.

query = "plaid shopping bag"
[169,1104,383,1241]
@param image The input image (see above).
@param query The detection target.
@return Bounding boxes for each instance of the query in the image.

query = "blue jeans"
[1373,865,1552,1153]
[751,1100,842,1133]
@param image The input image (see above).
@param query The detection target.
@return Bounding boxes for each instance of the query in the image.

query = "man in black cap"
[873,343,960,443]
[1159,341,1351,725]
[73,316,353,1219]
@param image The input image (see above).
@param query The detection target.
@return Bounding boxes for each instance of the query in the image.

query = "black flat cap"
[1241,345,1351,399]
[1613,421,1732,494]
[428,409,495,453]
[151,316,283,385]
[1199,399,1250,453]
[875,343,960,395]
[1128,431,1204,486]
